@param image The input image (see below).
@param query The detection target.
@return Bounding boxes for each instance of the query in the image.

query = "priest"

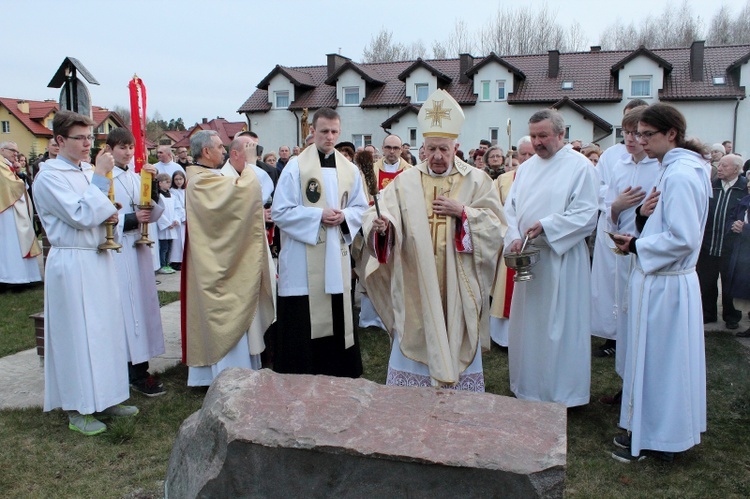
[271,108,368,377]
[181,130,274,386]
[504,109,598,407]
[363,89,505,391]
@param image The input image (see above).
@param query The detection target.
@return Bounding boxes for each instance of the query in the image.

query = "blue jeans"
[159,239,173,268]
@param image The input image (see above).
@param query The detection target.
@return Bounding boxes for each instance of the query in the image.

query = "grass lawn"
[0,300,749,497]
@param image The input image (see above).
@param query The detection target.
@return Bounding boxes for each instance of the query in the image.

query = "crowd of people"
[1,90,747,466]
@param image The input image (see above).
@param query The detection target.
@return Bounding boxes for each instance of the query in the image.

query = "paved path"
[1,270,748,410]
[0,272,182,410]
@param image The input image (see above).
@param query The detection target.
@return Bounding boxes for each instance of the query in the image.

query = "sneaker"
[736,328,750,338]
[726,321,740,330]
[593,346,616,358]
[131,376,166,397]
[612,448,646,463]
[97,404,139,418]
[164,266,176,274]
[68,412,107,436]
[613,433,631,449]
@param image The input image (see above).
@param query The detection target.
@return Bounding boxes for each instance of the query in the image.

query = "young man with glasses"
[33,111,138,436]
[0,141,42,288]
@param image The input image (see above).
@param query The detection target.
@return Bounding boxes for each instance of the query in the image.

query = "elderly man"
[356,134,411,329]
[697,153,746,329]
[181,130,274,386]
[155,145,185,178]
[277,145,291,172]
[272,108,368,377]
[364,89,505,391]
[0,141,41,287]
[504,109,598,407]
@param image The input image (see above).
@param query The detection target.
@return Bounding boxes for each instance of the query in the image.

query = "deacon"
[504,109,598,407]
[612,103,708,463]
[182,130,275,386]
[356,133,411,329]
[34,111,137,435]
[272,108,368,377]
[364,89,505,390]
[0,141,41,287]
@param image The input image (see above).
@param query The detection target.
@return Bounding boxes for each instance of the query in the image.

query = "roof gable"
[173,118,247,147]
[381,105,420,129]
[466,52,526,79]
[257,65,316,90]
[611,46,673,74]
[324,61,385,85]
[398,58,452,84]
[551,96,612,133]
[0,97,56,137]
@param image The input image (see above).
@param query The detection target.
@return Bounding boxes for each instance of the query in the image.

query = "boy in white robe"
[33,111,138,436]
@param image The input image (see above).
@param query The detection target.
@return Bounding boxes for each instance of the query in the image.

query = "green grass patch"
[0,284,44,357]
[157,291,180,308]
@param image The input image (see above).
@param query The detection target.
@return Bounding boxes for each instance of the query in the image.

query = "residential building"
[172,117,247,149]
[237,42,750,157]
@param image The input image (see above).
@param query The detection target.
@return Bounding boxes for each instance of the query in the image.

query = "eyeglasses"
[622,130,637,137]
[66,135,95,142]
[1,147,19,154]
[383,145,400,151]
[634,130,663,141]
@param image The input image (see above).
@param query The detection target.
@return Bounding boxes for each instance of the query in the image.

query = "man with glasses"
[1,141,42,288]
[33,111,138,435]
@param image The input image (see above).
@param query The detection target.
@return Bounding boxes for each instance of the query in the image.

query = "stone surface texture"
[165,368,567,498]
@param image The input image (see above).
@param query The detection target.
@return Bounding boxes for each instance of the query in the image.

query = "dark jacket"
[726,194,750,299]
[702,176,747,256]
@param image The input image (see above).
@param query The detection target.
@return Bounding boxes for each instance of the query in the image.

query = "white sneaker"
[68,412,107,435]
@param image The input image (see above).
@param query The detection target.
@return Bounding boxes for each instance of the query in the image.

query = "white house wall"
[404,67,437,101]
[616,56,664,101]
[336,70,365,107]
[267,74,295,108]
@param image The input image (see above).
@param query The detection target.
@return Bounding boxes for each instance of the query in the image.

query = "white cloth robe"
[157,194,179,240]
[590,153,661,343]
[34,157,129,413]
[504,144,599,407]
[187,164,277,386]
[0,196,41,284]
[112,166,167,364]
[620,148,708,455]
[272,155,367,297]
[155,161,185,179]
[169,188,186,264]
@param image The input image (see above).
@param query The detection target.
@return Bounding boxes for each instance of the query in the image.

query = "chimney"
[690,40,704,81]
[202,118,208,124]
[459,53,474,83]
[590,46,601,52]
[548,50,560,78]
[16,100,29,114]
[327,53,350,78]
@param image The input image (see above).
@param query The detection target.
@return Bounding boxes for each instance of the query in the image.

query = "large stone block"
[166,369,566,498]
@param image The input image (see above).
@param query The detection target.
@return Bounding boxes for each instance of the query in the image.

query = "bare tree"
[363,28,402,62]
[112,105,131,127]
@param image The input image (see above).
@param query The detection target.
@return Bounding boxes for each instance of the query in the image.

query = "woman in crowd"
[263,152,277,169]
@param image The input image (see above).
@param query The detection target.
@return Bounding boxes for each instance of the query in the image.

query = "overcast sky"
[4,0,746,126]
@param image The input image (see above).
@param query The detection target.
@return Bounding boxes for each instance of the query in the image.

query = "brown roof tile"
[173,118,247,147]
[0,97,56,137]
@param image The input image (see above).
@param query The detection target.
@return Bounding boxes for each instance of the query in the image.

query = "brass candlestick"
[135,205,154,246]
[98,221,122,252]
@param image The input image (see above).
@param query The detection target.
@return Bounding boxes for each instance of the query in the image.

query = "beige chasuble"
[0,160,41,259]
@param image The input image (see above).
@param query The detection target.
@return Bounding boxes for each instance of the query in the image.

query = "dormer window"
[415,83,429,103]
[274,91,289,109]
[630,77,652,97]
[562,81,574,90]
[343,87,360,106]
[712,76,726,86]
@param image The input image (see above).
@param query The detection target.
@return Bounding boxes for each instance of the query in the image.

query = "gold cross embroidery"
[425,100,451,127]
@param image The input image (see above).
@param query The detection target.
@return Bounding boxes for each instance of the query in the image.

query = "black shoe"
[131,376,166,397]
[703,317,717,324]
[593,346,616,358]
[726,321,740,330]
[736,328,750,338]
[613,433,631,449]
[612,447,674,463]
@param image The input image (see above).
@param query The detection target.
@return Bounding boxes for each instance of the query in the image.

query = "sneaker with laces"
[613,433,631,449]
[612,448,646,463]
[97,404,139,418]
[68,412,107,436]
[131,376,166,397]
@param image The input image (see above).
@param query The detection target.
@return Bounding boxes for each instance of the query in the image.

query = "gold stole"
[0,161,41,258]
[298,147,356,348]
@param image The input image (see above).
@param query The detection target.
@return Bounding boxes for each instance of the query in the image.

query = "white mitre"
[417,89,465,139]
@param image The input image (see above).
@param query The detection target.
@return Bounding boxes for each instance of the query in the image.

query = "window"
[45,118,53,130]
[496,81,506,101]
[480,81,491,101]
[1,121,9,133]
[712,76,726,85]
[96,124,105,134]
[352,134,372,149]
[409,128,417,144]
[343,87,360,106]
[630,77,651,97]
[415,83,429,103]
[274,91,289,109]
[489,128,499,145]
[564,126,571,141]
[615,127,623,141]
[561,81,574,90]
